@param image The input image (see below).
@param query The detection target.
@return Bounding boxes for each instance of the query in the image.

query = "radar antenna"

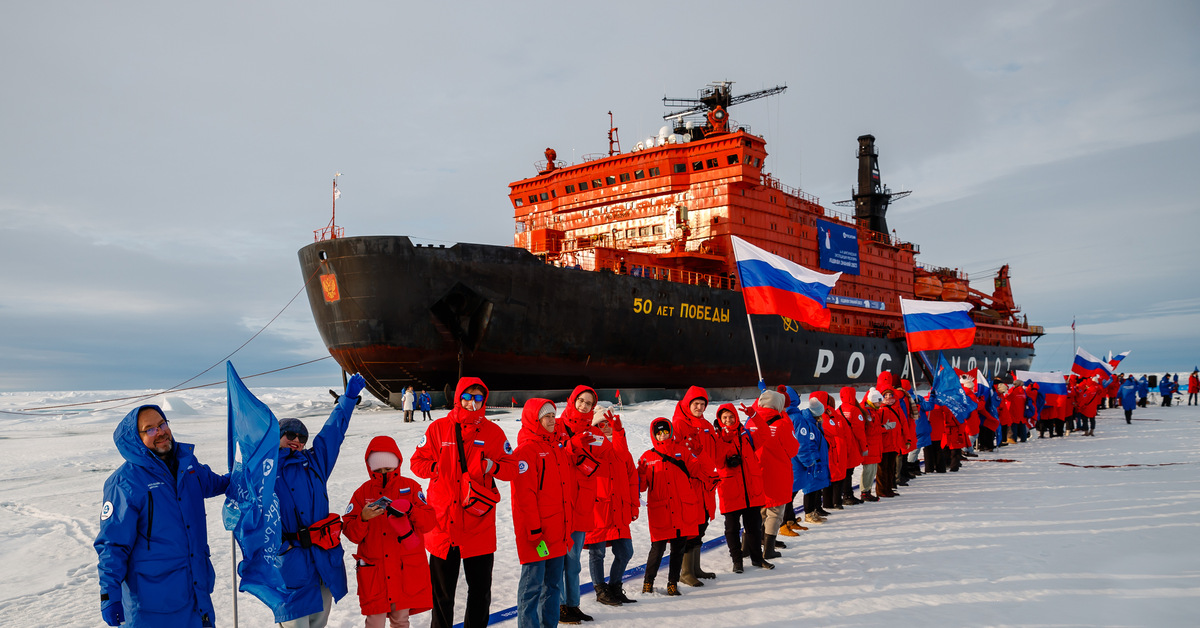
[662,81,787,119]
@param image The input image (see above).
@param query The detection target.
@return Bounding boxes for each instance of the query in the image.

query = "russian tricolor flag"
[1071,347,1114,380]
[731,236,841,328]
[899,298,976,353]
[1108,350,1131,371]
[1014,370,1070,411]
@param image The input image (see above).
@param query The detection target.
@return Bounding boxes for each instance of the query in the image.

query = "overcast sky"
[3,1,1198,393]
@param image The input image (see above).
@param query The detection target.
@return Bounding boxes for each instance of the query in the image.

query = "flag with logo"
[223,361,289,618]
[731,235,841,328]
[931,353,977,423]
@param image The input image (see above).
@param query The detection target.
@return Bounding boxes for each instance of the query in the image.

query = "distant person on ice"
[1189,370,1199,406]
[402,386,416,423]
[274,373,366,628]
[418,390,432,420]
[1119,375,1138,424]
[1159,374,1173,407]
[94,405,230,627]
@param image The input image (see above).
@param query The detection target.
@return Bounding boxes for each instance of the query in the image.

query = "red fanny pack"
[462,479,501,517]
[575,450,600,477]
[295,513,343,550]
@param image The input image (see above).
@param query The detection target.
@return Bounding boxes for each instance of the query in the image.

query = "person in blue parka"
[95,405,231,627]
[1118,375,1138,424]
[273,373,365,628]
[418,389,432,421]
[785,386,829,525]
[1158,374,1173,407]
[1136,375,1149,408]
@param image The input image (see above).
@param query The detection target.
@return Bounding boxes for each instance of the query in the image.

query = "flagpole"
[231,533,239,627]
[745,313,764,386]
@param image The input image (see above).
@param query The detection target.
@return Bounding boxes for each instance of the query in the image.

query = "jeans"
[587,538,633,588]
[517,556,565,628]
[561,530,586,607]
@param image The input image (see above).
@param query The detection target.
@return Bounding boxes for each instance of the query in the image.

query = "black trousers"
[429,547,493,628]
[1125,409,1133,423]
[843,474,854,496]
[724,507,764,562]
[803,491,820,514]
[877,452,897,495]
[783,490,800,523]
[645,536,687,584]
[924,445,944,473]
[979,426,996,450]
[685,521,709,551]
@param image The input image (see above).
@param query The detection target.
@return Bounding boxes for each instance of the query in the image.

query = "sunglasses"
[460,393,485,403]
[283,431,308,444]
[139,419,170,438]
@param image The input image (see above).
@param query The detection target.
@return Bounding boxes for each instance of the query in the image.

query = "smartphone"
[368,496,392,510]
[536,540,549,558]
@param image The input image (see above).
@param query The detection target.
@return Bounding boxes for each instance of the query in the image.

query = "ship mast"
[314,172,344,242]
[833,136,910,235]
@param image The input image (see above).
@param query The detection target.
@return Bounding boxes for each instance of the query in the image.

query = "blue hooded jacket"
[94,405,229,628]
[1158,375,1173,396]
[418,391,432,412]
[274,394,358,621]
[785,387,830,494]
[1118,377,1138,411]
[1137,376,1149,399]
[914,392,933,449]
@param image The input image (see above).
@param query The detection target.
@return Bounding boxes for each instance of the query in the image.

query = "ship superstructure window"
[565,184,575,193]
[674,163,686,173]
[649,167,660,176]
[514,198,523,207]
[626,228,636,238]
[728,154,739,165]
[539,192,549,201]
[606,175,616,185]
[593,179,603,188]
[639,226,650,236]
[634,169,645,180]
[653,225,664,234]
[706,158,718,168]
[693,161,703,171]
[619,173,630,183]
[578,181,588,191]
[550,190,556,198]
[528,195,538,204]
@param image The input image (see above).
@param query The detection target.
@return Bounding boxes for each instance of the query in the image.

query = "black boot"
[613,584,637,604]
[693,546,716,579]
[560,605,582,625]
[763,534,782,559]
[573,606,594,622]
[594,582,622,607]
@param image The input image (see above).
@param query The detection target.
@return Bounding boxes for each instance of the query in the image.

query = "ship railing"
[817,206,857,225]
[626,263,736,289]
[760,173,820,205]
[914,263,967,280]
[862,229,919,252]
[314,225,344,242]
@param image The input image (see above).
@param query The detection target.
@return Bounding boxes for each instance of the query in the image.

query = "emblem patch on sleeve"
[518,460,529,474]
[101,501,114,521]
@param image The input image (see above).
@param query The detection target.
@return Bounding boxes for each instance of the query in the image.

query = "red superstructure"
[509,82,1041,351]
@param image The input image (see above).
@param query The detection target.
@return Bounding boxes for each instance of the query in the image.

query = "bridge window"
[649,167,661,176]
[528,195,538,204]
[565,184,575,193]
[514,198,523,207]
[539,192,549,201]
[693,161,704,171]
[619,172,630,183]
[578,181,588,191]
[634,169,645,180]
[592,179,603,188]
[727,154,739,165]
[606,175,616,185]
[674,163,686,173]
[706,158,718,168]
[639,226,650,236]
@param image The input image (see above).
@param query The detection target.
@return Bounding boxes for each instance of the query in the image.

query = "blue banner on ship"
[826,295,886,310]
[817,219,860,275]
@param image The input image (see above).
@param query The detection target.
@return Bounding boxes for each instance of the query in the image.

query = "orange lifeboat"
[941,280,968,301]
[914,275,943,299]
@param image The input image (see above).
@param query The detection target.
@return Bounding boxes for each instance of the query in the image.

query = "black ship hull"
[299,236,1034,407]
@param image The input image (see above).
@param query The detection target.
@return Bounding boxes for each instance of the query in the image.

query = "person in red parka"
[870,376,906,498]
[409,377,518,628]
[638,418,710,597]
[584,408,640,607]
[1189,370,1199,406]
[751,390,800,559]
[344,436,437,628]
[671,386,718,586]
[713,403,772,572]
[1075,375,1104,436]
[814,391,846,512]
[510,399,575,628]
[555,386,610,622]
[837,387,866,505]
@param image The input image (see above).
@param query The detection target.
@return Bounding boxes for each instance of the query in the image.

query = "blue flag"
[223,362,289,618]
[932,352,977,423]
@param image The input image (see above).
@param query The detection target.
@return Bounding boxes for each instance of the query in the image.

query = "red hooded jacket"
[672,386,718,521]
[638,418,708,542]
[510,399,576,564]
[343,436,437,616]
[837,387,865,469]
[557,385,612,533]
[812,391,846,482]
[713,403,765,513]
[753,401,800,508]
[1074,378,1103,418]
[585,412,639,545]
[409,377,518,559]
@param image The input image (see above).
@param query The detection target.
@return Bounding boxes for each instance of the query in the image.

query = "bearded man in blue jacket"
[94,405,230,627]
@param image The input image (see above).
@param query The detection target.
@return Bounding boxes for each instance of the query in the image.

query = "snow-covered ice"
[1,388,1197,627]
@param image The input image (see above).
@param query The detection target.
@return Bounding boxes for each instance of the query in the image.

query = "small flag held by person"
[899,298,976,353]
[932,353,977,423]
[1014,370,1070,413]
[731,235,841,328]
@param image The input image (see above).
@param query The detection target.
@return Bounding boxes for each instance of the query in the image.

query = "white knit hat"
[867,388,884,405]
[367,451,400,471]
